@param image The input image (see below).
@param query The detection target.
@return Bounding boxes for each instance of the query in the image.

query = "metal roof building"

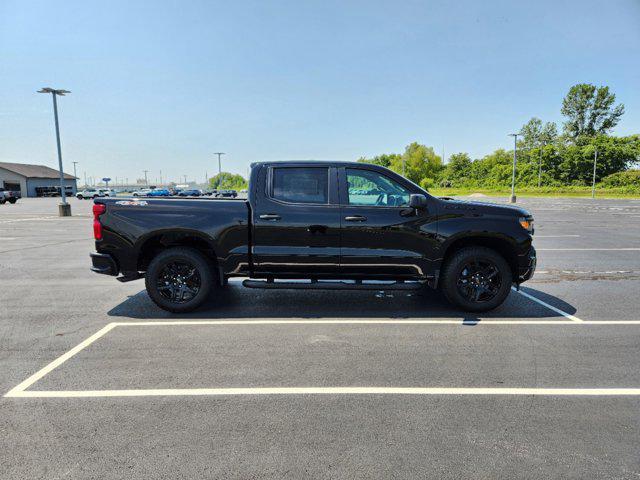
[0,162,78,197]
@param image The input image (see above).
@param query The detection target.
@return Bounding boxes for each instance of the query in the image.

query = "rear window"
[271,167,328,204]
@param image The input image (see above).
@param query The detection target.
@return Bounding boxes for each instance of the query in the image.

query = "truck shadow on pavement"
[107,284,577,321]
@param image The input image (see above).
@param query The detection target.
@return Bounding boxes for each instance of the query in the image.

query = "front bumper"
[90,252,118,276]
[517,246,537,282]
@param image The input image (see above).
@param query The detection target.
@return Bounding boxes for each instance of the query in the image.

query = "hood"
[437,197,531,217]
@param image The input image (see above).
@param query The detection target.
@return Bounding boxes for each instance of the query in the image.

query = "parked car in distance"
[90,161,536,314]
[177,189,201,197]
[36,186,74,197]
[215,189,237,198]
[76,188,104,199]
[0,187,20,204]
[132,188,152,197]
[146,189,171,197]
[99,189,116,197]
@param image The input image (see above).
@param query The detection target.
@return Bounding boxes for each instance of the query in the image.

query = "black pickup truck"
[90,161,536,313]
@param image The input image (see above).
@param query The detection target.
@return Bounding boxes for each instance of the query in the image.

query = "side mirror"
[409,193,428,209]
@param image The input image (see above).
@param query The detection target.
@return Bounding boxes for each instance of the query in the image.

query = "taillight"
[93,203,106,240]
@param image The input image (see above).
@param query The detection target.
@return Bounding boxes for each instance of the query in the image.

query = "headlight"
[519,216,534,234]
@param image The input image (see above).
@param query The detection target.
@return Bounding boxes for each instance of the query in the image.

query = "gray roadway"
[1,196,639,479]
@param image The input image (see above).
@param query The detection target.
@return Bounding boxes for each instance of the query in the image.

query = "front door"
[339,166,439,279]
[252,165,341,275]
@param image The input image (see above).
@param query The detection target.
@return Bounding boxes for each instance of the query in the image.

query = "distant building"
[0,162,78,197]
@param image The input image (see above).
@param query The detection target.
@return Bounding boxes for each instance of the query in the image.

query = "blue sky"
[1,0,639,184]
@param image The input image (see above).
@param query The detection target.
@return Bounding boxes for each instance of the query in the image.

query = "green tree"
[561,84,625,139]
[519,117,558,149]
[439,152,472,187]
[357,153,401,168]
[556,135,640,184]
[209,172,247,190]
[390,142,443,184]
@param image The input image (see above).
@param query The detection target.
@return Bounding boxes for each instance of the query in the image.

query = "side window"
[272,167,329,204]
[346,168,410,207]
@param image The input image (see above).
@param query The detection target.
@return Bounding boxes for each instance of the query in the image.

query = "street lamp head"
[508,133,519,137]
[38,88,71,96]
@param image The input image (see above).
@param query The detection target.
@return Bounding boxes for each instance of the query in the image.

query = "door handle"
[259,214,281,221]
[344,215,367,222]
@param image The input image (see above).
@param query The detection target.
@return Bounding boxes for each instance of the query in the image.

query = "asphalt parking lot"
[1,196,639,479]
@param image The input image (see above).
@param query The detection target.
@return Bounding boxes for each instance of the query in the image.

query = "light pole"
[537,142,545,188]
[214,152,225,176]
[508,133,520,203]
[72,161,78,189]
[160,170,163,186]
[38,87,71,216]
[143,170,149,187]
[183,175,188,184]
[591,149,598,199]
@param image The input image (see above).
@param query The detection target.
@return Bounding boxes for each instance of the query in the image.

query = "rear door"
[338,166,439,279]
[252,165,341,275]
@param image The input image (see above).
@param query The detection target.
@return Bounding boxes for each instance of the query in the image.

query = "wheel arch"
[136,230,220,273]
[439,234,519,283]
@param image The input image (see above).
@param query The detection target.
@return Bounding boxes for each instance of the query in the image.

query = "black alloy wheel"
[156,261,201,304]
[440,246,512,312]
[145,247,214,313]
[456,259,501,303]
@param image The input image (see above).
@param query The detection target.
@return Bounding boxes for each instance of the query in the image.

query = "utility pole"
[143,170,149,187]
[38,87,71,216]
[159,170,163,186]
[83,171,87,189]
[214,152,225,176]
[183,175,188,184]
[591,149,598,199]
[508,133,520,203]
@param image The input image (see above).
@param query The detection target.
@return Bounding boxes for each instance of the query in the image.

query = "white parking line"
[535,235,580,238]
[4,323,116,397]
[513,288,582,322]
[537,248,640,251]
[5,290,640,399]
[8,387,640,398]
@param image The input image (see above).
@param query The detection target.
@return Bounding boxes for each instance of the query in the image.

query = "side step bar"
[242,279,424,291]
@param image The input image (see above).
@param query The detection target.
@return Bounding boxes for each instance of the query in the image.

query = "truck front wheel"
[145,247,214,313]
[440,246,512,312]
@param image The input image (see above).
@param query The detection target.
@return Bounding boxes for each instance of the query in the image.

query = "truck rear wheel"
[8,198,17,204]
[440,246,512,312]
[145,247,214,313]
